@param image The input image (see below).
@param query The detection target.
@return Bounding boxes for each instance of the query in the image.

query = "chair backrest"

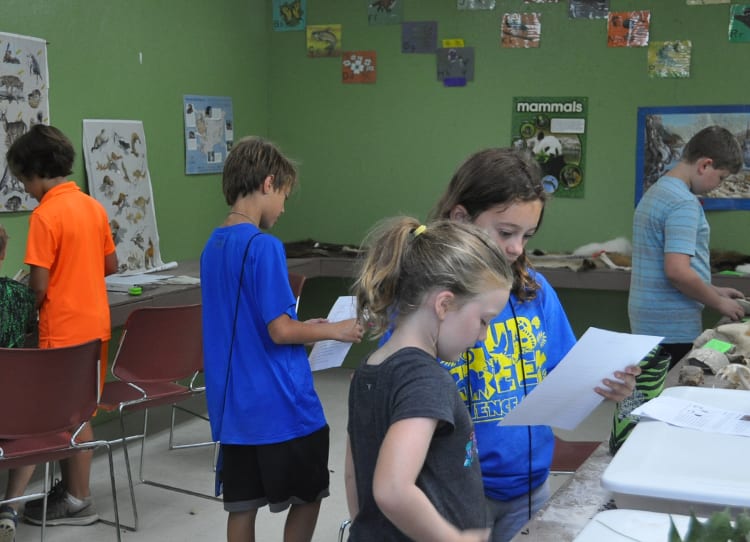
[0,339,101,439]
[288,271,306,313]
[111,304,203,384]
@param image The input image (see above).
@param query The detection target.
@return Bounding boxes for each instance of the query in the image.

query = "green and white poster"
[511,96,588,198]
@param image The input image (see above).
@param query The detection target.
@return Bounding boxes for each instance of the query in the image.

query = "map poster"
[0,32,49,213]
[511,97,588,199]
[82,119,168,274]
[183,95,234,175]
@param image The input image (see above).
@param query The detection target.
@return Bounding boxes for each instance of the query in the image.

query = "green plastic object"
[703,338,733,353]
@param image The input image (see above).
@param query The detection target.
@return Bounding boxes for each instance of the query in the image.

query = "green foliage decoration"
[668,510,750,542]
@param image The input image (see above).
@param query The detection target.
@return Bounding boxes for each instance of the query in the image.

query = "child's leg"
[3,465,36,510]
[227,509,257,542]
[284,500,321,542]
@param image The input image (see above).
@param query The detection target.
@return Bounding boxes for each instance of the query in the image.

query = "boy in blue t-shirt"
[629,125,746,368]
[200,136,363,542]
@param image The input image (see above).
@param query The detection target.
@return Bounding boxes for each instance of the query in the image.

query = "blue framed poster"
[635,104,750,211]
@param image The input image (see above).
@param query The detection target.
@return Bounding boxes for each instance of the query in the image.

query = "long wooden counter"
[108,257,750,328]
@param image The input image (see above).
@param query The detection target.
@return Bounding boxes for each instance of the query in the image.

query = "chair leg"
[117,406,140,531]
[338,519,351,542]
[168,404,214,451]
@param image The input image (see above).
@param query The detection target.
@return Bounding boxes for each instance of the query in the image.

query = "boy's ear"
[696,157,713,173]
[449,204,470,223]
[262,175,275,194]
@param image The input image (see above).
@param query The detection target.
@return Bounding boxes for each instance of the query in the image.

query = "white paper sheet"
[631,395,750,437]
[105,273,174,292]
[309,296,357,372]
[499,327,663,430]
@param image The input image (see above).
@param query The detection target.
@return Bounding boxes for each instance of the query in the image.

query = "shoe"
[0,504,17,542]
[23,478,65,513]
[23,491,99,527]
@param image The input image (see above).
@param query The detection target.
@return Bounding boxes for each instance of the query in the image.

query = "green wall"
[268,0,750,258]
[1,0,269,272]
[2,1,748,345]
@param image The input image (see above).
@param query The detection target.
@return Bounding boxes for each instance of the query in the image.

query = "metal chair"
[0,339,121,541]
[98,304,208,531]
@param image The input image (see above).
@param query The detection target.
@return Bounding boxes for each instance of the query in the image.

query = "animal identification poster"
[83,119,170,275]
[272,0,306,32]
[0,32,49,213]
[511,97,588,198]
[183,95,234,175]
[635,105,750,210]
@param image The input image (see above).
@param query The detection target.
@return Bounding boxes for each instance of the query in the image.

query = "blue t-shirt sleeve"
[251,235,297,325]
[664,200,700,256]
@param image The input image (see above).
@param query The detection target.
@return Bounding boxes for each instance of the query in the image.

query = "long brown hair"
[431,148,546,301]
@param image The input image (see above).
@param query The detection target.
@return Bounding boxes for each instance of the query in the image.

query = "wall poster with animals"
[511,96,587,198]
[82,119,169,274]
[0,32,48,213]
[635,105,750,211]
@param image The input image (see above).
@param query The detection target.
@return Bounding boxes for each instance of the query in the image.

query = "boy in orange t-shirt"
[4,124,118,529]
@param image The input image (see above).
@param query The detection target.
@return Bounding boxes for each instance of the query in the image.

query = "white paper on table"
[499,327,663,430]
[631,395,750,437]
[105,273,174,292]
[309,296,357,372]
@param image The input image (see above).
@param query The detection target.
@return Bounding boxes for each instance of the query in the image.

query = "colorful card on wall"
[607,11,650,47]
[648,41,692,78]
[402,21,438,53]
[729,5,750,42]
[272,0,306,32]
[0,32,49,213]
[511,97,588,198]
[183,95,234,175]
[367,0,403,25]
[501,13,541,48]
[457,0,496,10]
[307,25,342,57]
[569,0,609,19]
[436,47,474,84]
[342,51,376,83]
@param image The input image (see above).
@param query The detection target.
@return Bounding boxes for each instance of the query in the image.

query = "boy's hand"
[458,528,491,542]
[594,364,641,401]
[333,318,364,343]
[717,296,745,321]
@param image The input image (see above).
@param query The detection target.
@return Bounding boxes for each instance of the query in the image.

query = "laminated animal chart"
[83,119,170,275]
[0,32,49,213]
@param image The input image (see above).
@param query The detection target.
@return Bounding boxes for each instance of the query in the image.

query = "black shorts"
[220,425,330,513]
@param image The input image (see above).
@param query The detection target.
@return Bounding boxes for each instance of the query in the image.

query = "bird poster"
[501,13,541,48]
[82,119,168,275]
[728,5,750,42]
[647,41,692,78]
[0,32,49,213]
[367,0,403,25]
[307,25,342,57]
[607,11,650,47]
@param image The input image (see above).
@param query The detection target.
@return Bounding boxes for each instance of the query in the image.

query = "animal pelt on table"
[710,249,750,273]
[284,239,363,258]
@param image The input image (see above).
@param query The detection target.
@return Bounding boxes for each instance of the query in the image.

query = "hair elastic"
[412,224,427,237]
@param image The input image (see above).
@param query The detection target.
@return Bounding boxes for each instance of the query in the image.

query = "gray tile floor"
[2,368,615,542]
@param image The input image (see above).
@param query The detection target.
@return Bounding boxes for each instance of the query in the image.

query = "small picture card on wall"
[367,0,403,25]
[501,13,541,48]
[457,0,496,10]
[307,25,342,57]
[607,11,650,47]
[402,21,438,53]
[342,51,376,83]
[272,0,306,32]
[436,47,474,86]
[569,0,609,19]
[729,5,750,42]
[647,41,692,78]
